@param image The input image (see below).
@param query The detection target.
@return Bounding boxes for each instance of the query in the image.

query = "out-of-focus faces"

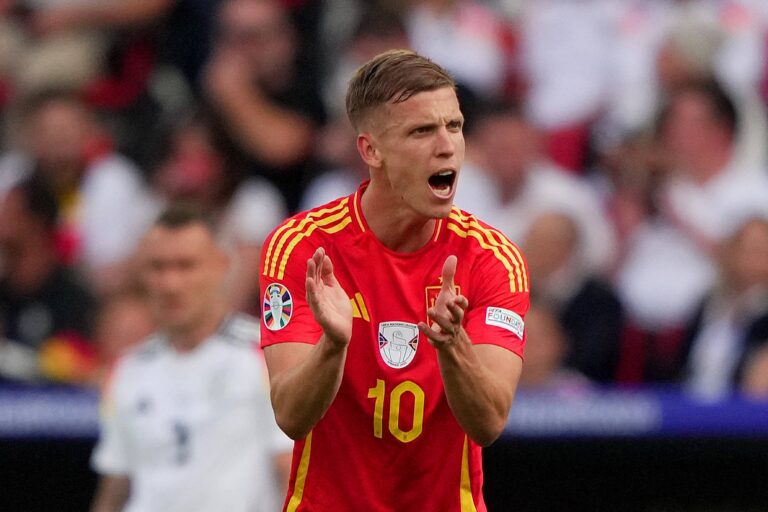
[367,87,465,220]
[155,123,224,203]
[471,114,540,186]
[217,0,295,79]
[660,91,727,171]
[24,100,91,186]
[519,305,567,388]
[138,223,228,337]
[523,211,579,285]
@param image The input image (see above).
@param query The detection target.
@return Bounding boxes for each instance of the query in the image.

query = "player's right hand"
[305,247,352,350]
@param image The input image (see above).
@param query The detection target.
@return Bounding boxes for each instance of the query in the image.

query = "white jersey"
[92,314,292,512]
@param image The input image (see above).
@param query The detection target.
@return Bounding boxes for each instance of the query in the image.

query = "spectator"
[518,303,590,392]
[301,6,411,210]
[152,109,287,312]
[90,205,292,512]
[15,90,158,294]
[92,286,156,385]
[523,211,624,384]
[677,217,768,400]
[404,0,516,100]
[457,102,617,273]
[514,0,615,171]
[204,0,325,211]
[322,6,410,119]
[604,0,768,168]
[617,81,768,339]
[0,176,97,384]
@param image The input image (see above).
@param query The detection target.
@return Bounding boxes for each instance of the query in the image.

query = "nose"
[435,126,456,158]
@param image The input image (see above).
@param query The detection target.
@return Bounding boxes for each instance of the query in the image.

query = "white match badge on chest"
[378,322,419,369]
[485,307,524,339]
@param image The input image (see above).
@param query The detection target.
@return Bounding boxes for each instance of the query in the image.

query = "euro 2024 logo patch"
[378,321,419,369]
[263,283,292,331]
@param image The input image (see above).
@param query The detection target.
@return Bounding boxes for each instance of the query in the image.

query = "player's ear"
[357,133,382,169]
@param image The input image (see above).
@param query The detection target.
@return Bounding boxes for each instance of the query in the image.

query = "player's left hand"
[418,255,469,348]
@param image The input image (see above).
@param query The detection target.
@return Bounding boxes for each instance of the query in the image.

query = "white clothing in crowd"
[92,314,292,512]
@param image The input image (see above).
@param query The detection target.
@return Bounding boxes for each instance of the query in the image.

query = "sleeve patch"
[263,283,293,331]
[485,307,524,339]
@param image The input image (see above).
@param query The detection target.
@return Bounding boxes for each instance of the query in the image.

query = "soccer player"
[260,50,530,511]
[90,205,292,512]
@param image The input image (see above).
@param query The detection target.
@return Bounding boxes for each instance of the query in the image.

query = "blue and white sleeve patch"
[485,307,525,339]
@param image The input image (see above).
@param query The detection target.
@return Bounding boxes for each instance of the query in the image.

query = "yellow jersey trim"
[447,209,528,293]
[263,198,350,279]
[276,215,351,279]
[286,432,313,512]
[350,292,370,322]
[352,188,366,232]
[460,435,478,512]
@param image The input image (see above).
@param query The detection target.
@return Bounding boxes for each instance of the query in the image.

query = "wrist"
[319,333,350,356]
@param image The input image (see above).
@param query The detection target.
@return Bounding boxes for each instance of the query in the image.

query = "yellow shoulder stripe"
[273,213,351,280]
[447,209,528,293]
[263,199,350,278]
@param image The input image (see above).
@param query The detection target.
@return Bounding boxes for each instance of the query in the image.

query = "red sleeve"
[259,226,322,348]
[463,244,530,359]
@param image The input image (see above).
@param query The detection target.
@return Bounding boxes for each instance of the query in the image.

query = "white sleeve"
[91,367,132,475]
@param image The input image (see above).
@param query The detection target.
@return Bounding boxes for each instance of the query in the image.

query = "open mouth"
[428,170,456,198]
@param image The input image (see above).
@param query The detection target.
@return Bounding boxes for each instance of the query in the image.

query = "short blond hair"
[345,49,455,131]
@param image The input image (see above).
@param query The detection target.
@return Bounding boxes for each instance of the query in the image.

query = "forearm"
[212,86,314,167]
[268,337,348,440]
[436,333,517,446]
[90,475,130,512]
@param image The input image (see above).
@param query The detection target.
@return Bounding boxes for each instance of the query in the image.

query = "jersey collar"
[350,180,445,243]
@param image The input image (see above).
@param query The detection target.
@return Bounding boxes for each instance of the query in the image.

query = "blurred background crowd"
[1,0,768,404]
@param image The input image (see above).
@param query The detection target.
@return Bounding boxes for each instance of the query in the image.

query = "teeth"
[437,170,454,176]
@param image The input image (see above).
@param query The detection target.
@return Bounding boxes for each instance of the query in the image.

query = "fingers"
[441,255,458,293]
[305,248,325,298]
[418,321,455,347]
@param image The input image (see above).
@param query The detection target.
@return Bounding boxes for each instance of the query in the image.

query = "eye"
[410,125,435,136]
[447,120,463,132]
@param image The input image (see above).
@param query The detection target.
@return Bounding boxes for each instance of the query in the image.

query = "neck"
[361,181,437,253]
[167,301,228,353]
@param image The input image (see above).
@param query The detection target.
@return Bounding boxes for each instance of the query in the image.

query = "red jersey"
[260,183,529,512]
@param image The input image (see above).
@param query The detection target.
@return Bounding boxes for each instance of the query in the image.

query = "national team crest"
[263,283,293,331]
[378,322,419,369]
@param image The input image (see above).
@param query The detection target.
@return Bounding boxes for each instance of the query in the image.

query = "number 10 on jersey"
[367,379,425,443]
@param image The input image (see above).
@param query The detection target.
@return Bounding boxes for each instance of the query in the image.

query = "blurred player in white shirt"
[90,205,292,512]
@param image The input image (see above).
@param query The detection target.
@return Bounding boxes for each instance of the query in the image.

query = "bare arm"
[418,256,523,446]
[265,248,352,440]
[90,475,131,512]
[204,50,316,168]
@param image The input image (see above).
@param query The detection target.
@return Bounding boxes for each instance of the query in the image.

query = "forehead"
[142,224,215,259]
[376,87,461,131]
